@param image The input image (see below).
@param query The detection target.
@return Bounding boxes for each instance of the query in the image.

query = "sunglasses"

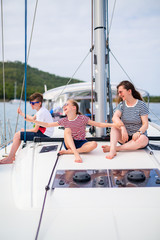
[62,103,69,108]
[30,101,39,105]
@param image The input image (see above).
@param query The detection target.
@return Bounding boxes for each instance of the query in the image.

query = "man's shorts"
[64,139,88,150]
[20,130,48,141]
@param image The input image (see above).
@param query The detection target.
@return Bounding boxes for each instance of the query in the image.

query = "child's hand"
[17,107,23,116]
[105,120,122,129]
[116,122,124,129]
[111,123,118,129]
[25,115,33,122]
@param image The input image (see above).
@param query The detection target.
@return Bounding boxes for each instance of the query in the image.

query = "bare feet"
[59,149,72,155]
[75,157,82,163]
[58,149,83,163]
[102,145,110,153]
[0,156,14,164]
[105,151,117,159]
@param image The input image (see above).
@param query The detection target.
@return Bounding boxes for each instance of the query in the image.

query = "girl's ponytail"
[69,99,82,115]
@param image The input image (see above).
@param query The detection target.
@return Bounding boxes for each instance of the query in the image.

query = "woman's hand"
[132,132,141,141]
[121,126,128,142]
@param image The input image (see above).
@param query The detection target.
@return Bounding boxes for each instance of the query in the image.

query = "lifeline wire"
[35,142,63,240]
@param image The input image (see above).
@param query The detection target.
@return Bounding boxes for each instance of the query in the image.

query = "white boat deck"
[0,123,160,239]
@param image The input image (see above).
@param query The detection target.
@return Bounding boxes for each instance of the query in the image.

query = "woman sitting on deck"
[25,99,120,163]
[102,80,149,159]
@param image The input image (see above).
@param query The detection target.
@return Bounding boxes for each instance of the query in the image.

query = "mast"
[94,0,107,137]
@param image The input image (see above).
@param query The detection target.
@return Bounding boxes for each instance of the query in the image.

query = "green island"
[0,61,159,102]
[143,96,160,103]
[0,61,82,100]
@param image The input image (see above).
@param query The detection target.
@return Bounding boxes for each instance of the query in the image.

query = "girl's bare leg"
[73,141,97,153]
[0,131,21,164]
[60,141,97,154]
[59,128,82,163]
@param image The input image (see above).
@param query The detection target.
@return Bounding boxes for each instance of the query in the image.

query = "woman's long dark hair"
[117,80,143,103]
[69,99,82,115]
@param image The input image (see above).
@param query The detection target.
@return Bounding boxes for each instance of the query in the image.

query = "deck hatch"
[52,169,160,188]
[52,170,110,188]
[110,168,160,188]
[39,145,58,153]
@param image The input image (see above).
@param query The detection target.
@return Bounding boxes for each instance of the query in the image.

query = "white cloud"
[1,0,160,95]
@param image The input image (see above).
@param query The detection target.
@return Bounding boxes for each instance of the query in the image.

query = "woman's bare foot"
[105,150,117,159]
[102,145,110,153]
[0,156,14,164]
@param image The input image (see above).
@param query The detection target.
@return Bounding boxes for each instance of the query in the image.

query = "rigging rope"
[14,0,39,134]
[91,0,94,121]
[50,0,117,106]
[53,0,117,106]
[54,49,92,102]
[110,49,133,83]
[10,0,160,132]
[149,108,160,123]
[110,50,160,124]
[1,0,7,152]
[24,0,27,143]
[106,0,113,121]
[108,0,117,34]
[106,0,160,124]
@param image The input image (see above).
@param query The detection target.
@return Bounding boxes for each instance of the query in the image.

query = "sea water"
[148,102,160,124]
[0,101,160,144]
[0,101,35,144]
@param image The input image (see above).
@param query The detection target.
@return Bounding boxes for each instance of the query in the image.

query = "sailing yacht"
[0,1,160,240]
[9,82,24,104]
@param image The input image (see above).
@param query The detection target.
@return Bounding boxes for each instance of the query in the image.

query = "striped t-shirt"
[116,100,149,136]
[57,115,90,140]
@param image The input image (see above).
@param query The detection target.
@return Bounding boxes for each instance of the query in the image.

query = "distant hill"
[0,61,83,100]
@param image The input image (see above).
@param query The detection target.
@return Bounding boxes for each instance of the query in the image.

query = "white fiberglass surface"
[57,142,157,170]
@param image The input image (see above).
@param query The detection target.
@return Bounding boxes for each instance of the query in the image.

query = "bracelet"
[137,130,143,135]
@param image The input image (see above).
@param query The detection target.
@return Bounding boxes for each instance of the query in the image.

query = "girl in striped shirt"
[25,99,119,163]
[102,81,149,159]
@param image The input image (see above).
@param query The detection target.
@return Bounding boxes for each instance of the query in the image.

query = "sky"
[1,0,160,96]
